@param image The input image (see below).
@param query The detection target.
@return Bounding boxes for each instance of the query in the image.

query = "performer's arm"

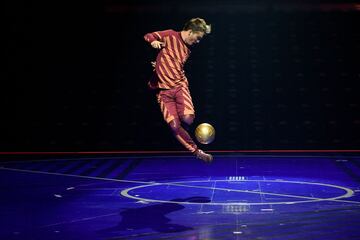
[144,30,171,49]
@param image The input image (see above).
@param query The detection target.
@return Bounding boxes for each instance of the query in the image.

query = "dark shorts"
[156,86,195,123]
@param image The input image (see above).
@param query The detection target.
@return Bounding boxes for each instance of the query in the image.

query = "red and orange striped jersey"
[144,29,191,89]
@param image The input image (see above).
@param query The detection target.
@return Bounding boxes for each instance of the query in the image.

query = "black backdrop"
[8,1,360,151]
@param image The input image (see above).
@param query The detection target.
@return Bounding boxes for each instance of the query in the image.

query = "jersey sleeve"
[144,29,173,43]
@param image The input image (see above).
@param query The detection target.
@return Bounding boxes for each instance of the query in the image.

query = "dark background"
[7,0,360,152]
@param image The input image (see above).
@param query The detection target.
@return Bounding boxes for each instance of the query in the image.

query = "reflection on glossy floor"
[1,154,360,239]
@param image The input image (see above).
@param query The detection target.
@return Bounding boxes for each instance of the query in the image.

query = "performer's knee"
[181,114,194,126]
[169,119,181,133]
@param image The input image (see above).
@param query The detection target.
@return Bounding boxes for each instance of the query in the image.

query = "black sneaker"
[194,149,213,163]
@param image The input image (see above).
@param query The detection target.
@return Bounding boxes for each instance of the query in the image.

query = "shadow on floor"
[98,196,210,236]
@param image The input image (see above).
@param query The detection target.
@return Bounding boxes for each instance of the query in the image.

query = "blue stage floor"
[1,154,360,239]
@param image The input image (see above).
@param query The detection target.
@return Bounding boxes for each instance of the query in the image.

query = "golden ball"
[195,123,215,144]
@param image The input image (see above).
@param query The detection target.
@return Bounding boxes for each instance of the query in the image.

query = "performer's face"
[186,31,204,45]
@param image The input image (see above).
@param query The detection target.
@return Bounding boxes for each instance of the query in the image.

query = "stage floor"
[1,154,360,239]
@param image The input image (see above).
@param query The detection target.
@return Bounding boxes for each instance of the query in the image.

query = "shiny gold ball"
[195,123,215,144]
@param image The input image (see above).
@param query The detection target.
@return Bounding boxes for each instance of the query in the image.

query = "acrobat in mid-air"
[144,17,213,162]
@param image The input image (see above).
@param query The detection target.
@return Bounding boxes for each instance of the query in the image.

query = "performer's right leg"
[168,118,198,153]
[180,114,194,132]
[157,88,213,162]
[157,89,198,153]
[170,116,212,162]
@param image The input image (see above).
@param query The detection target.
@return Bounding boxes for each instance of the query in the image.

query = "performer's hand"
[151,61,156,68]
[151,41,165,49]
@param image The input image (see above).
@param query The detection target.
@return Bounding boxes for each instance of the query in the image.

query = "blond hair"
[183,18,211,35]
